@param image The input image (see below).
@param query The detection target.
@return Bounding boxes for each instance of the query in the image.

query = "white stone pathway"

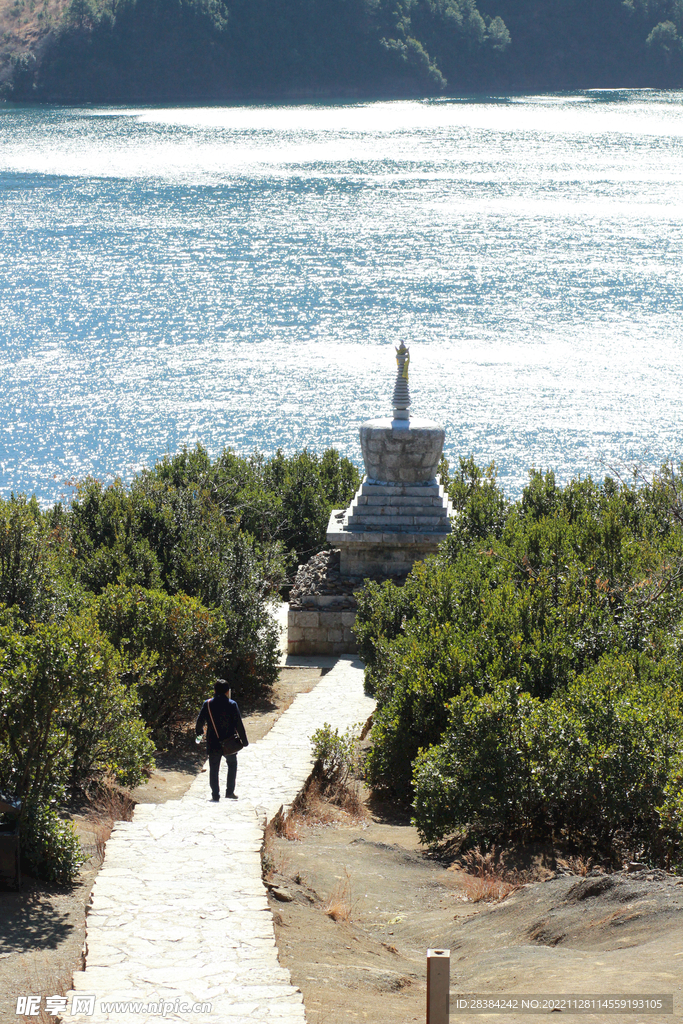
[68,657,373,1023]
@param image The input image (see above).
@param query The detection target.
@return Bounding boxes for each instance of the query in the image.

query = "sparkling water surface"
[1,92,682,504]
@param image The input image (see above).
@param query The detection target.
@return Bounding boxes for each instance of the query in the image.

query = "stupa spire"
[393,342,411,421]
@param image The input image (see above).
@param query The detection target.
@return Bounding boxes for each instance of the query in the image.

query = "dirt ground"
[266,794,683,1024]
[0,665,325,1022]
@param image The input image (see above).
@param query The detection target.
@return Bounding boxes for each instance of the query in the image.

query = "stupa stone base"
[327,476,453,577]
[288,605,359,656]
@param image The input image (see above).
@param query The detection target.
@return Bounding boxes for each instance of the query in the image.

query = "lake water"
[1,92,682,505]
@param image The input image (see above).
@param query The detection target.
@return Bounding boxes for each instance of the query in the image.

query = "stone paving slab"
[68,657,373,1023]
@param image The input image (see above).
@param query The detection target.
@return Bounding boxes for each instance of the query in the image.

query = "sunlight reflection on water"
[1,91,682,503]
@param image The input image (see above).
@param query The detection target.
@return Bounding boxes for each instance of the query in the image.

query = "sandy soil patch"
[267,792,683,1024]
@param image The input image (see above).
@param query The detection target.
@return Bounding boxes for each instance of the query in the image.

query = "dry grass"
[85,781,135,865]
[557,854,594,877]
[262,820,290,881]
[91,820,109,862]
[323,868,355,923]
[262,821,278,881]
[14,956,71,1024]
[456,845,527,904]
[274,778,369,842]
[87,779,136,821]
[459,872,519,903]
[334,780,366,820]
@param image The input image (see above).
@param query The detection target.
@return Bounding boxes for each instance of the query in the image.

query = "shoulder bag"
[207,699,244,757]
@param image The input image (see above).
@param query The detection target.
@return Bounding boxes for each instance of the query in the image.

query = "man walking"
[196,679,249,801]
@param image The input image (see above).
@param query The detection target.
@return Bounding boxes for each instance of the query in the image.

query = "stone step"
[359,493,446,507]
[360,481,442,498]
[344,521,451,534]
[328,524,450,546]
[347,514,423,528]
[351,503,448,518]
[347,512,449,528]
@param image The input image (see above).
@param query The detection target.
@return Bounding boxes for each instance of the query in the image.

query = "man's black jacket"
[196,694,249,754]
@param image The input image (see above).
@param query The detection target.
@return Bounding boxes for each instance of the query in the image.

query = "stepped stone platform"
[328,476,453,577]
[68,658,373,1023]
[288,474,452,655]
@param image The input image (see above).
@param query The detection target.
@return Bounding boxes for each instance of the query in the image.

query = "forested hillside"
[0,0,680,101]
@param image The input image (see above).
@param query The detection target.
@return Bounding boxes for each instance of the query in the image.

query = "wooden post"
[426,948,450,1024]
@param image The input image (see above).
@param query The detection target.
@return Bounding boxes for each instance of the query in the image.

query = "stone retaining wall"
[288,605,358,655]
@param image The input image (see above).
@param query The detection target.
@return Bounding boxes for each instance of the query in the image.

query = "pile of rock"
[290,549,408,611]
[287,549,407,656]
[289,550,360,610]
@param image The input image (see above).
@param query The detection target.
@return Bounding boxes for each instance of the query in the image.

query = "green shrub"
[0,611,153,886]
[69,477,163,594]
[131,443,359,577]
[359,466,683,801]
[202,531,281,704]
[2,614,153,796]
[413,681,540,845]
[0,494,78,623]
[71,447,357,712]
[311,722,362,786]
[60,612,156,790]
[358,463,683,863]
[353,576,414,696]
[413,654,683,862]
[94,583,225,735]
[262,448,361,565]
[20,803,84,885]
[658,754,683,864]
[438,455,509,545]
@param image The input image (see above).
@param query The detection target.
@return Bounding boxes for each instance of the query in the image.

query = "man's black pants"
[208,750,238,798]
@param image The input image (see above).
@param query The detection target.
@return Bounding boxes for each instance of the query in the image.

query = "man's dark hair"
[214,679,230,696]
